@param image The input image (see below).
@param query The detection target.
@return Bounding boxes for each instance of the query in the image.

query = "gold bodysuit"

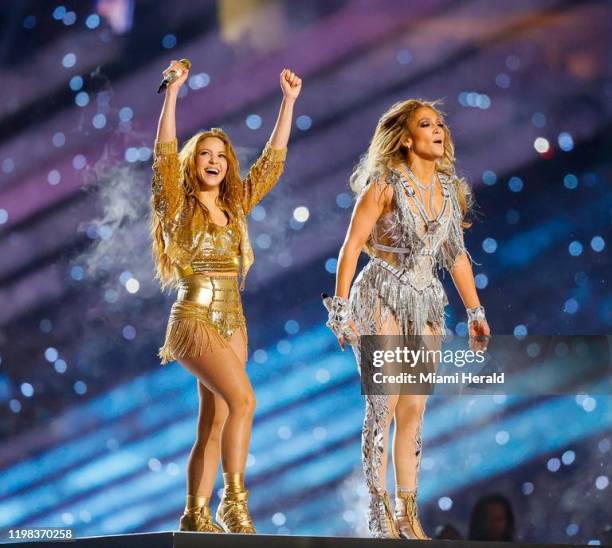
[151,138,287,366]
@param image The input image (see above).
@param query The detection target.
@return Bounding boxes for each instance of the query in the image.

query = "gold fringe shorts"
[158,274,247,366]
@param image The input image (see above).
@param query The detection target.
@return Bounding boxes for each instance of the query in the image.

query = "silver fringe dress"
[348,167,475,536]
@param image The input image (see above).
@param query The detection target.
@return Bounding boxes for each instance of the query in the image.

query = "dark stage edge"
[0,532,598,548]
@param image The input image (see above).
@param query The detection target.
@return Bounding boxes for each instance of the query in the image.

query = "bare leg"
[391,321,441,540]
[186,382,228,497]
[392,393,430,540]
[177,326,251,533]
[392,393,428,489]
[179,382,228,532]
[393,320,441,487]
[179,327,254,473]
[185,326,248,497]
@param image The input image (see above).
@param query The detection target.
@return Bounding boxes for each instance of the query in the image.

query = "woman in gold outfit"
[150,60,302,533]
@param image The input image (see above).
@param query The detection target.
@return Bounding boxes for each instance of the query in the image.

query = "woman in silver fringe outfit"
[325,99,490,539]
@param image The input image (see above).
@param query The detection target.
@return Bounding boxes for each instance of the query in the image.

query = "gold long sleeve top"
[151,138,287,288]
[186,215,242,275]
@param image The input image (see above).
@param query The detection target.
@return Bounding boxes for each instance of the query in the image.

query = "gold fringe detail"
[158,301,246,366]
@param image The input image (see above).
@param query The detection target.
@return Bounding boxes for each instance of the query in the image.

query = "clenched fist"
[280,68,302,101]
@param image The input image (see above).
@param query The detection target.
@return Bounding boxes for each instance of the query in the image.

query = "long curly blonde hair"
[149,128,243,291]
[350,98,472,229]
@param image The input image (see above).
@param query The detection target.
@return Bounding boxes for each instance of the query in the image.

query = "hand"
[469,319,491,352]
[163,60,189,93]
[337,320,358,351]
[280,68,302,101]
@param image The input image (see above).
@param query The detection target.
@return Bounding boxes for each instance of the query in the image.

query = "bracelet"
[466,305,486,323]
[326,296,351,331]
[324,296,352,337]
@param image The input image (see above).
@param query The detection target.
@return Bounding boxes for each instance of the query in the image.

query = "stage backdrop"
[0,0,610,544]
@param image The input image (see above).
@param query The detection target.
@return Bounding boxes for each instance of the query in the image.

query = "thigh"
[379,304,402,419]
[422,320,443,350]
[421,320,443,376]
[227,327,248,369]
[179,332,253,407]
[394,321,437,420]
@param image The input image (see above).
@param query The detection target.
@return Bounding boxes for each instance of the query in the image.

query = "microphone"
[157,59,192,94]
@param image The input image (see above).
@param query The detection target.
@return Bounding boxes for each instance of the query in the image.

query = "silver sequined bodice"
[350,167,469,338]
[369,167,453,288]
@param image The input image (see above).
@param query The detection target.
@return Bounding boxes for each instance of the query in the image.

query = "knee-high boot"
[362,394,400,539]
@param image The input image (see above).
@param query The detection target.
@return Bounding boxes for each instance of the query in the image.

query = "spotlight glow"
[534,137,550,154]
[293,206,310,222]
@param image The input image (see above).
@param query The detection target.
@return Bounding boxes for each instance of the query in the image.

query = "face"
[195,136,228,188]
[404,106,446,160]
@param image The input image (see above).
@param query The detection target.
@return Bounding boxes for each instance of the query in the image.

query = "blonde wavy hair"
[150,128,243,291]
[350,98,472,229]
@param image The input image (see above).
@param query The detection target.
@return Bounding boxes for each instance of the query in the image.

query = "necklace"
[406,166,435,191]
[403,165,439,222]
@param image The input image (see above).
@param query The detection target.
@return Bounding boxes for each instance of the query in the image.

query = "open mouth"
[433,139,443,145]
[204,167,220,175]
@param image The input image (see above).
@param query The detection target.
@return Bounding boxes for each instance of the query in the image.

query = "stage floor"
[0,531,597,547]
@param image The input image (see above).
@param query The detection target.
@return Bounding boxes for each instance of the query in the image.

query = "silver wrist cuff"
[326,296,351,331]
[324,296,352,337]
[467,305,486,323]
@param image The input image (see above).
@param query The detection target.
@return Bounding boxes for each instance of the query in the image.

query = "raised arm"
[151,60,189,226]
[242,69,302,214]
[332,178,392,349]
[270,69,302,149]
[155,59,191,143]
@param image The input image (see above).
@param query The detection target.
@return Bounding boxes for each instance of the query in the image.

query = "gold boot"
[179,495,224,533]
[216,473,256,534]
[383,491,401,538]
[394,488,430,540]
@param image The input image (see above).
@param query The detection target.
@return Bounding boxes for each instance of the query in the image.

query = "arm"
[152,61,189,225]
[332,179,392,349]
[269,69,301,149]
[449,254,480,309]
[440,179,490,349]
[449,252,490,350]
[242,69,302,214]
